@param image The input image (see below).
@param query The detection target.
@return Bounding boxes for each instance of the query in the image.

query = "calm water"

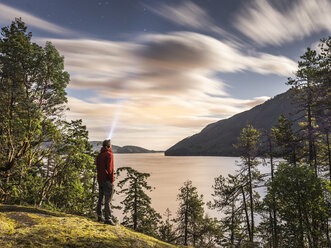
[112,153,239,220]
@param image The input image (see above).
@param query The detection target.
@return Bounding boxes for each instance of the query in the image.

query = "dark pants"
[97,181,114,221]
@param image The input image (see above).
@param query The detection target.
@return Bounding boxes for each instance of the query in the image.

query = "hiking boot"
[104,220,115,226]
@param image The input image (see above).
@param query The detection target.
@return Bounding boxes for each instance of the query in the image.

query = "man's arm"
[105,154,113,181]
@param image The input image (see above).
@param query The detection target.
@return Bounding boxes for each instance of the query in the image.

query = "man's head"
[102,139,111,148]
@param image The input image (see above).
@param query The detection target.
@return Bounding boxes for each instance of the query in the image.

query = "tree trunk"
[326,131,331,182]
[133,181,137,230]
[297,192,305,247]
[184,188,189,246]
[269,138,278,248]
[241,186,251,242]
[230,202,235,245]
[306,87,315,172]
[247,157,255,242]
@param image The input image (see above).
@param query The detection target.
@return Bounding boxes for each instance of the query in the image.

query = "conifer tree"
[287,41,330,173]
[314,37,331,180]
[208,174,246,247]
[174,180,204,246]
[158,208,176,243]
[272,114,300,165]
[234,125,262,246]
[117,167,161,237]
[259,132,281,247]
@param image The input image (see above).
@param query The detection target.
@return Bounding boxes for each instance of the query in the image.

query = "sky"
[0,0,330,150]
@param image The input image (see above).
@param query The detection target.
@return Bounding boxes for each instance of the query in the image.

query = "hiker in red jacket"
[96,139,115,225]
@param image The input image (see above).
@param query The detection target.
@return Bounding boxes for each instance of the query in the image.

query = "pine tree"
[234,125,262,246]
[158,208,176,243]
[208,174,246,247]
[258,129,281,248]
[117,167,161,237]
[174,180,204,246]
[314,37,331,180]
[272,114,300,165]
[287,42,330,173]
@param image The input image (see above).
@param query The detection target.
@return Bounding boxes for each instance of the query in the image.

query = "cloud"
[137,32,297,76]
[66,94,269,149]
[37,32,294,149]
[234,0,331,46]
[145,0,239,42]
[146,0,211,29]
[0,3,74,36]
[40,32,296,84]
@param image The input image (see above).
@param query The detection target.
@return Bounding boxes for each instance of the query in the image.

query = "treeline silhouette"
[0,19,330,247]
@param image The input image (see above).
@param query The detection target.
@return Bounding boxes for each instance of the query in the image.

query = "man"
[96,139,115,225]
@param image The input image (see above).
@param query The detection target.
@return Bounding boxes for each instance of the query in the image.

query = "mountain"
[165,90,299,156]
[0,204,179,248]
[90,141,161,153]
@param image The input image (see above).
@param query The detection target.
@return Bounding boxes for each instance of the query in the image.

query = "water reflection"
[112,153,239,220]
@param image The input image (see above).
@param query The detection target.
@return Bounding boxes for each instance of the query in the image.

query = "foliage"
[208,174,247,247]
[0,19,96,217]
[287,37,331,171]
[272,114,301,165]
[0,18,69,176]
[175,180,221,247]
[158,208,177,244]
[265,163,330,247]
[234,125,262,245]
[117,167,161,238]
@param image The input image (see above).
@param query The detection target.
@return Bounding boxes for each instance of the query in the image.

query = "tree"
[266,163,330,247]
[0,19,97,217]
[287,39,330,173]
[208,174,246,247]
[158,208,177,243]
[314,37,331,180]
[117,167,161,237]
[272,114,300,165]
[260,129,279,248]
[174,180,204,246]
[174,180,220,247]
[0,19,69,195]
[234,125,262,245]
[38,120,95,215]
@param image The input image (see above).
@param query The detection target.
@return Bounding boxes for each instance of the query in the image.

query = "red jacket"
[96,147,114,183]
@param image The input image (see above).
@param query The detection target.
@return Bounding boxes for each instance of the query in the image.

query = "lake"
[112,153,240,220]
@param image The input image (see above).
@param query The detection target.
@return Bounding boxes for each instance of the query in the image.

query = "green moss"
[0,204,182,248]
[0,213,16,232]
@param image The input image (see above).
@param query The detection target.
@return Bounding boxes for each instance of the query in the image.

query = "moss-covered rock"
[0,204,185,248]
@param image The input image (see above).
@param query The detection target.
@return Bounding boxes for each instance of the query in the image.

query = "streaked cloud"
[0,3,74,36]
[38,32,287,149]
[145,0,239,42]
[4,0,296,149]
[66,94,269,149]
[146,0,211,30]
[234,0,331,46]
[39,32,296,88]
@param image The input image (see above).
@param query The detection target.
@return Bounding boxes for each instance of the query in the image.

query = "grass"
[0,204,185,248]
